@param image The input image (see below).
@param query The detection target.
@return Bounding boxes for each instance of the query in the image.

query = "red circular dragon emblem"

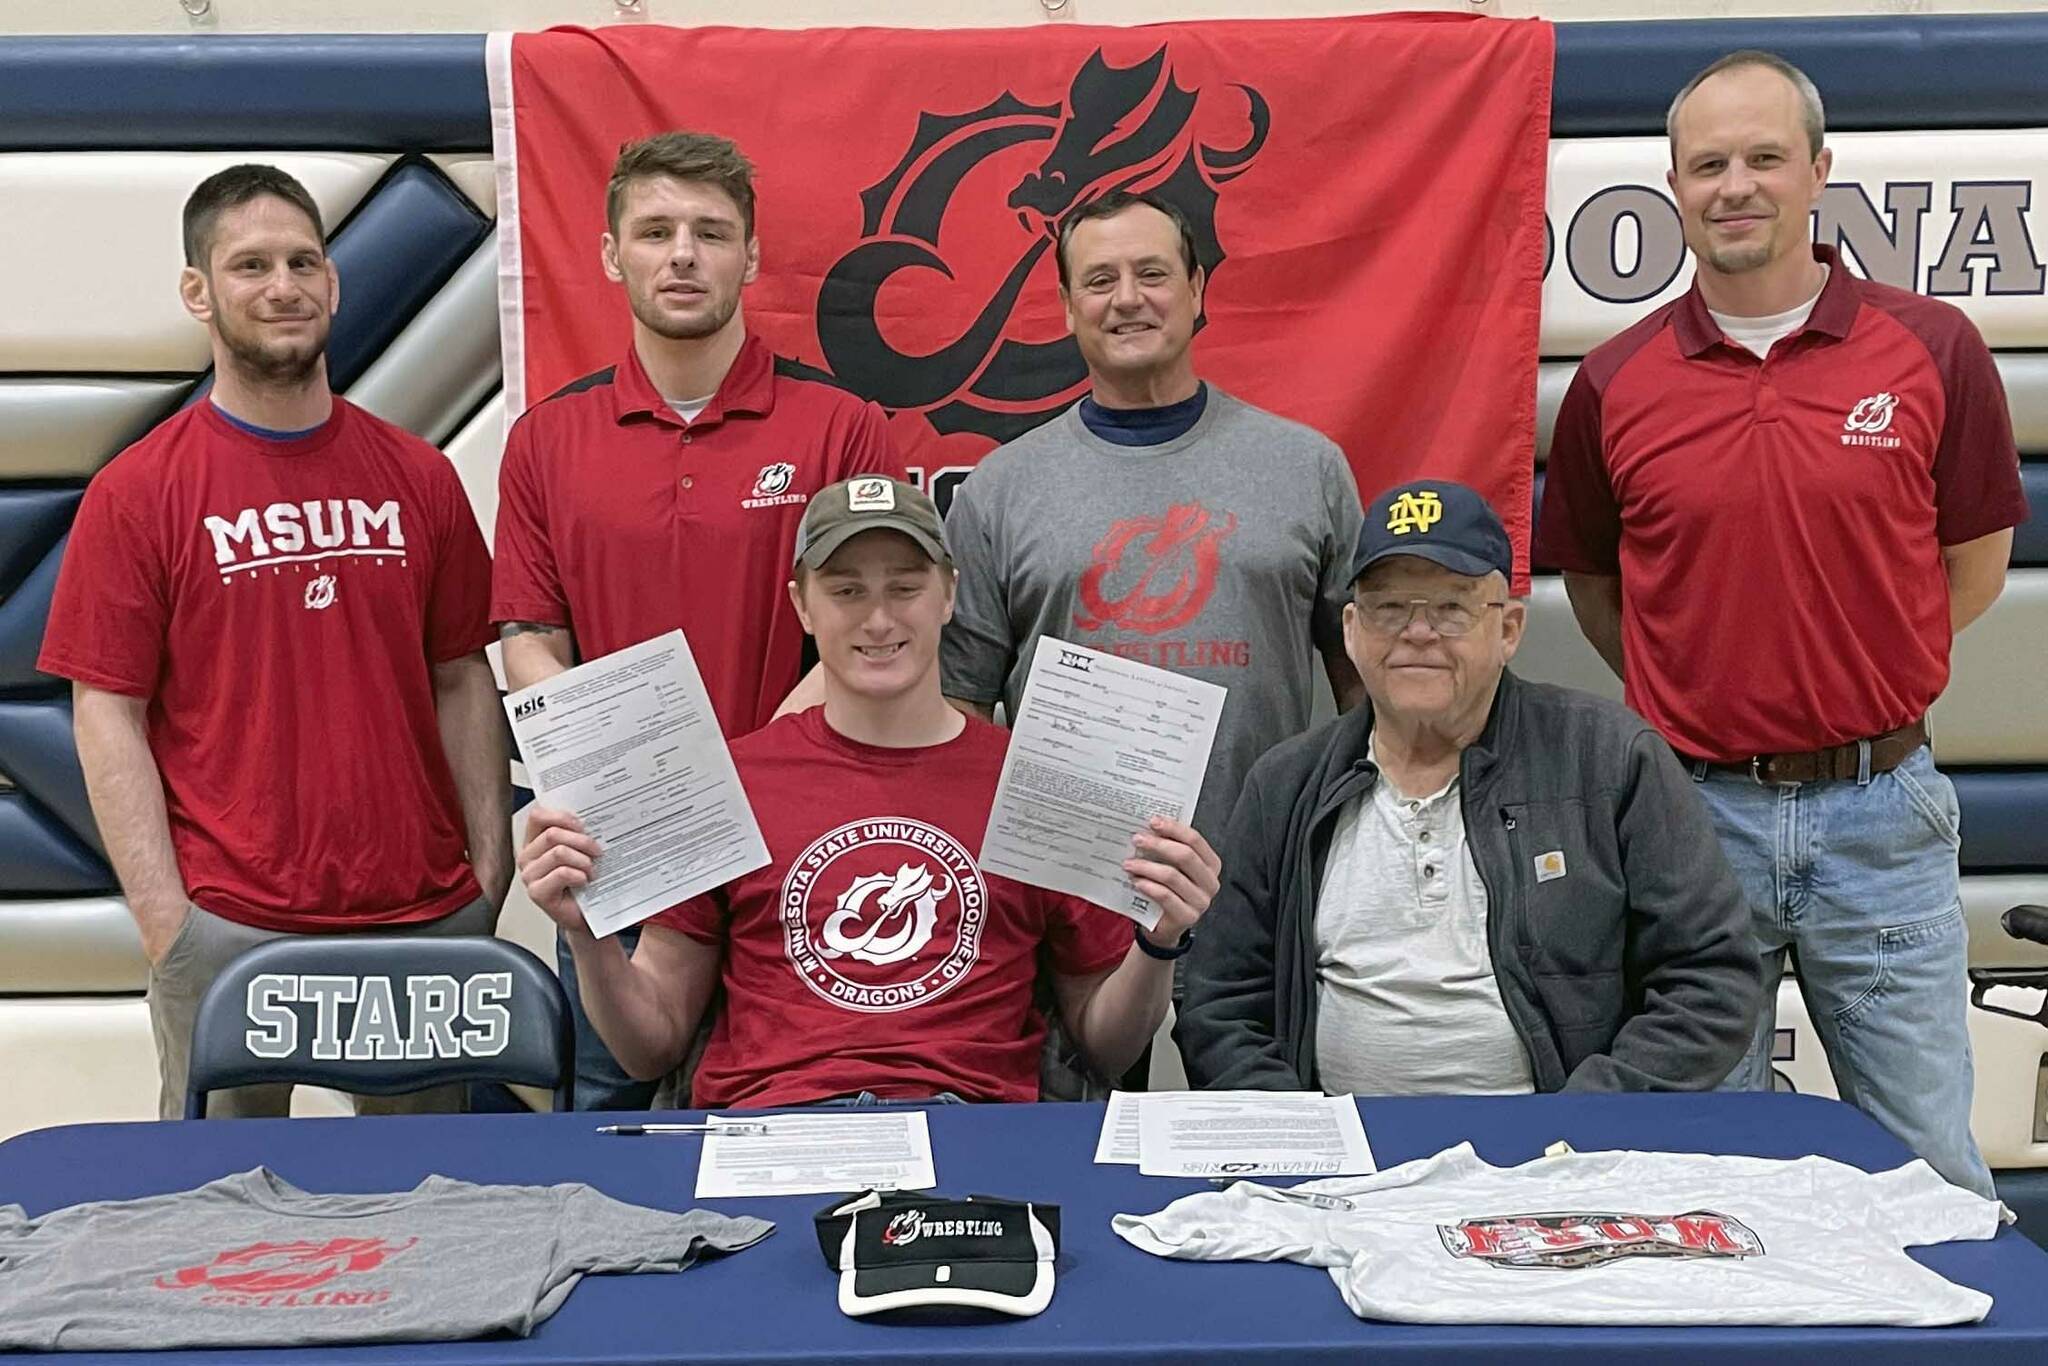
[1073,502,1238,634]
[154,1237,419,1293]
[781,819,988,1014]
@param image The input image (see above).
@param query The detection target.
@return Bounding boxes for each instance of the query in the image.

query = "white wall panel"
[0,998,156,1141]
[443,391,507,551]
[0,152,391,373]
[1969,990,2048,1171]
[2008,353,2048,453]
[1967,875,2048,969]
[1541,131,2048,358]
[1935,570,2048,764]
[0,896,142,993]
[1534,362,1572,465]
[0,379,187,479]
[1512,576,1625,702]
[430,153,498,218]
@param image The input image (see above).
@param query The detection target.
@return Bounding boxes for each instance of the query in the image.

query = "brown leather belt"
[1681,719,1929,786]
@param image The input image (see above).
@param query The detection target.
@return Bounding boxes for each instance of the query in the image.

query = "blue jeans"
[812,1092,968,1108]
[1695,744,1993,1197]
[557,926,659,1112]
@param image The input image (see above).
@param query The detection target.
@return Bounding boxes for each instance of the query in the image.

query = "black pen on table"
[595,1120,770,1136]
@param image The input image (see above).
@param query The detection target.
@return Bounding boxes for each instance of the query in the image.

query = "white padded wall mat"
[347,233,502,445]
[429,153,498,219]
[0,998,157,1141]
[0,896,142,993]
[1971,998,2048,1171]
[0,378,188,479]
[1934,569,2048,764]
[2005,352,2048,454]
[1534,362,1573,465]
[441,390,506,556]
[1510,577,1625,703]
[0,152,392,373]
[1541,131,2048,358]
[1966,875,2048,969]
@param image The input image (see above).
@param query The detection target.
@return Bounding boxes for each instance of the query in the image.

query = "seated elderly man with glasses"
[1177,480,1759,1096]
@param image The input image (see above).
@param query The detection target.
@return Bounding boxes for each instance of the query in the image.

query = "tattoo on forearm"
[499,621,565,639]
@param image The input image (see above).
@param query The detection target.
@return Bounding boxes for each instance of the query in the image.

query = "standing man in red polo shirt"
[492,131,904,1109]
[40,164,508,1119]
[1538,51,2027,1196]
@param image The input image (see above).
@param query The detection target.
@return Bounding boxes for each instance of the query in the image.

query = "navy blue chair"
[182,935,573,1119]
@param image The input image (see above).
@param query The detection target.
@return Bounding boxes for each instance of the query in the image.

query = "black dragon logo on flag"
[810,45,1268,449]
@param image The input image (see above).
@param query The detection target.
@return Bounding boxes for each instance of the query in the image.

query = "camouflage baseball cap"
[795,476,950,571]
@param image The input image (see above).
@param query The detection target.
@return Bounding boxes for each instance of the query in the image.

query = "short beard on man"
[1704,242,1774,275]
[213,314,326,387]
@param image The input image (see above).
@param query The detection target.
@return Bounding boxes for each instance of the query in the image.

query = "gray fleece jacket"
[1176,670,1760,1092]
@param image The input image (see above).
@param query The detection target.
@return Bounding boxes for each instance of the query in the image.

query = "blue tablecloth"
[4,1092,2045,1363]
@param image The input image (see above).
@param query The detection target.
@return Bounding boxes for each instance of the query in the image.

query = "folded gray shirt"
[0,1167,772,1351]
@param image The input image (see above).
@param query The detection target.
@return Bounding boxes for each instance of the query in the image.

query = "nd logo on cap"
[1385,489,1445,536]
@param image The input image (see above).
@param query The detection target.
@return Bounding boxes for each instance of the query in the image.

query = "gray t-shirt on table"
[0,1167,771,1351]
[942,388,1362,842]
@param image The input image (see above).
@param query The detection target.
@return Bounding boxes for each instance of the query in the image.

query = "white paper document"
[1097,1090,1291,1165]
[694,1112,938,1199]
[1096,1090,1147,1165]
[504,630,768,939]
[981,638,1226,929]
[1136,1092,1376,1178]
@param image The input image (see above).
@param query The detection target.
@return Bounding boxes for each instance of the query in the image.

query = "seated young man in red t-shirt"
[517,477,1220,1106]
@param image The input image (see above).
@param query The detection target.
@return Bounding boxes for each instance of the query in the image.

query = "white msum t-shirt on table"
[1113,1142,2005,1326]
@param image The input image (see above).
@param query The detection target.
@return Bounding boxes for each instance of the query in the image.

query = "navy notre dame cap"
[1351,480,1513,584]
[814,1190,1060,1318]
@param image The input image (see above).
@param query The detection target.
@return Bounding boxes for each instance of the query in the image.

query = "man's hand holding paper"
[506,630,769,939]
[1124,816,1222,950]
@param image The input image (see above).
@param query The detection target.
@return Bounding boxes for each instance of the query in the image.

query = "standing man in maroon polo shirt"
[1538,51,2027,1196]
[492,131,904,1109]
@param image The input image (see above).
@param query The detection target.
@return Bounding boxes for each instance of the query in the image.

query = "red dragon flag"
[489,15,1553,571]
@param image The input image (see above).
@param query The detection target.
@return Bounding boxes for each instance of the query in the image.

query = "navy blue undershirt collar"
[210,400,326,443]
[1077,382,1207,447]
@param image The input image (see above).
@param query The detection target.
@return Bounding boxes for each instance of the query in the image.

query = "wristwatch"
[1134,921,1195,960]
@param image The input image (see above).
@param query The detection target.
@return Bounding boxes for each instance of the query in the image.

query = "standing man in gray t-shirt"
[942,191,1364,847]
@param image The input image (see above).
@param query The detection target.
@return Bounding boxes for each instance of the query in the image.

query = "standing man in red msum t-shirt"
[516,478,1220,1106]
[37,165,509,1120]
[492,131,905,1110]
[1536,52,2028,1198]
